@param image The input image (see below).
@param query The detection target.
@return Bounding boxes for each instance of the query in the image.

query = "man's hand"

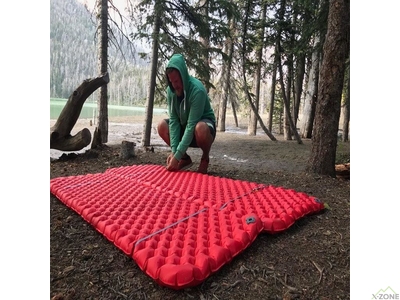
[166,153,173,164]
[166,153,179,171]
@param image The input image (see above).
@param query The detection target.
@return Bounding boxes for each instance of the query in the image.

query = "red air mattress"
[50,164,324,289]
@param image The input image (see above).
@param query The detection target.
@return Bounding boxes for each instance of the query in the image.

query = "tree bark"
[217,18,235,132]
[300,36,320,138]
[50,73,109,151]
[141,0,161,147]
[248,3,267,136]
[342,64,350,142]
[283,54,293,141]
[277,55,303,144]
[94,0,109,147]
[307,0,350,176]
[293,52,306,127]
[199,0,210,94]
[232,100,239,127]
[241,0,276,141]
[268,53,278,132]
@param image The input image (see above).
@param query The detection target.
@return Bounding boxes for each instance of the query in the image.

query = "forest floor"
[50,115,350,300]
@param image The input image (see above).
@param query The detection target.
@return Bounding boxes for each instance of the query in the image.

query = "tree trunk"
[93,0,109,148]
[300,36,320,138]
[241,0,276,141]
[342,64,350,142]
[277,55,303,144]
[50,73,109,151]
[283,53,293,141]
[268,0,287,135]
[307,0,350,176]
[292,2,312,130]
[294,52,306,127]
[217,18,235,132]
[199,0,210,93]
[248,3,267,136]
[268,53,278,132]
[142,1,161,147]
[274,0,301,144]
[217,66,227,132]
[232,100,239,127]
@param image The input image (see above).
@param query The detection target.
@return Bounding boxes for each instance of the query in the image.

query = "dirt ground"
[50,115,350,300]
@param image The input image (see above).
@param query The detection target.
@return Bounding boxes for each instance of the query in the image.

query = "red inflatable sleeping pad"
[50,164,324,289]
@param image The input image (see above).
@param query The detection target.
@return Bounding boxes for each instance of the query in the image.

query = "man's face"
[167,69,183,97]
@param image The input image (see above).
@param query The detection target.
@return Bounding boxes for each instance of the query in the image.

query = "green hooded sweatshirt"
[166,54,215,161]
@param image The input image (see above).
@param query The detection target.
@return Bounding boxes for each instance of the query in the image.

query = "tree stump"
[50,72,109,151]
[120,141,135,159]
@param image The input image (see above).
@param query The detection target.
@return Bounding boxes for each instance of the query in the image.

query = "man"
[157,53,216,174]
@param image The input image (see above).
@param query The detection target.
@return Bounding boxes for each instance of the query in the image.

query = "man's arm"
[175,90,207,160]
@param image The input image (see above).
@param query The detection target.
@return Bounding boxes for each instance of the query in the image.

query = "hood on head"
[166,54,190,94]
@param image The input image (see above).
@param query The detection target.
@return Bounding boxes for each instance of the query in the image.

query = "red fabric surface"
[50,164,324,289]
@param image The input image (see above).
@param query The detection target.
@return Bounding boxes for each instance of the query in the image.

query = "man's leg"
[194,121,215,174]
[157,119,170,146]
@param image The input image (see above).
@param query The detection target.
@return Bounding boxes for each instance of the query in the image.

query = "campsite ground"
[50,115,350,300]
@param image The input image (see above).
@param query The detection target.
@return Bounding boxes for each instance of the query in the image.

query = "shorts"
[165,118,216,148]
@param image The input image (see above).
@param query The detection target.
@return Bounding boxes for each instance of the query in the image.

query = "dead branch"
[50,73,109,151]
[311,260,325,284]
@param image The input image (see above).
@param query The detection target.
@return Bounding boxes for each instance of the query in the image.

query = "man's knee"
[158,119,169,138]
[195,122,213,141]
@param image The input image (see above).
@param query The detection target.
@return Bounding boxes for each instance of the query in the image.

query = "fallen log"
[50,73,109,151]
[335,163,350,180]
